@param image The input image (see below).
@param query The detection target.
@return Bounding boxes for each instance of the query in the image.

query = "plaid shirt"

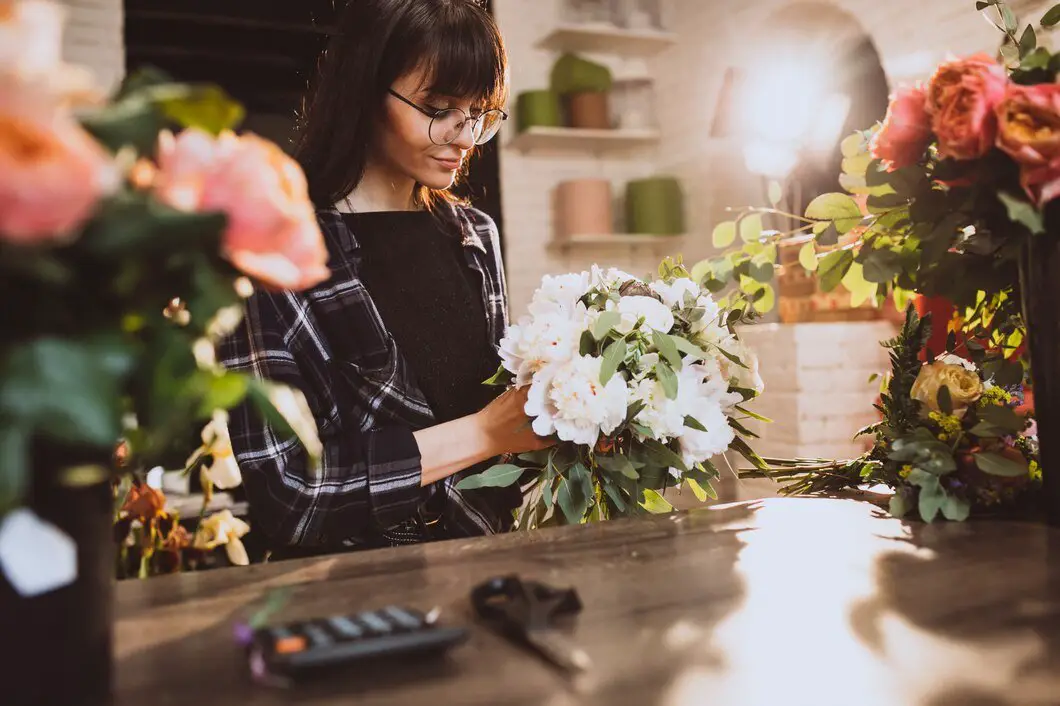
[218,205,511,548]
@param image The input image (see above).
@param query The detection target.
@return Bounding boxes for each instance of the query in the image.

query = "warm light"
[743,140,798,179]
[741,61,828,145]
[808,92,852,153]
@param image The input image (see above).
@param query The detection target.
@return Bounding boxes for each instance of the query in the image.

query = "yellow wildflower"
[1030,461,1042,482]
[929,411,963,442]
[977,386,1012,408]
[898,465,913,479]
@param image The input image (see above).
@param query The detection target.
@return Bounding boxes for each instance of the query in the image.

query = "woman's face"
[376,68,480,191]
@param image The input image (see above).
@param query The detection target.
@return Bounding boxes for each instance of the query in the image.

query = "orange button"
[274,636,308,654]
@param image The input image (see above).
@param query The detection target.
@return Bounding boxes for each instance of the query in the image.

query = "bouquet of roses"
[743,308,1040,522]
[457,258,768,527]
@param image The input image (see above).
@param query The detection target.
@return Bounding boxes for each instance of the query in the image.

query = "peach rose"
[927,54,1007,161]
[996,83,1060,206]
[155,128,330,291]
[911,361,983,417]
[0,77,115,243]
[871,83,932,170]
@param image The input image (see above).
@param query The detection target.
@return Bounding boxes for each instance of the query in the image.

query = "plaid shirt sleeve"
[218,286,426,547]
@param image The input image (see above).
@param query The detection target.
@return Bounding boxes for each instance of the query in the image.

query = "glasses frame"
[387,89,508,146]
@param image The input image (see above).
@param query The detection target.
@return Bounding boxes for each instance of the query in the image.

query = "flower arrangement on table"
[0,1,321,595]
[457,259,768,527]
[689,0,1060,522]
[741,308,1039,522]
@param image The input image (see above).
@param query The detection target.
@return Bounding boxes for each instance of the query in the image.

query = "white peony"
[650,277,700,309]
[717,338,764,394]
[525,355,629,446]
[630,376,685,441]
[528,272,590,317]
[499,303,590,387]
[589,265,635,291]
[673,359,743,465]
[616,296,675,335]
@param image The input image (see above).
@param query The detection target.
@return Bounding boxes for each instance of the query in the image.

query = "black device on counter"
[247,606,468,677]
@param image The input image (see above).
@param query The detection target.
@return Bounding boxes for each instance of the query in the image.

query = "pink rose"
[927,54,1007,161]
[0,76,114,243]
[871,83,932,170]
[155,129,330,291]
[995,83,1060,206]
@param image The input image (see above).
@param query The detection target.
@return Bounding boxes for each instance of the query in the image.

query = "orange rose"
[996,83,1060,206]
[927,54,1007,161]
[871,83,932,170]
[155,128,330,291]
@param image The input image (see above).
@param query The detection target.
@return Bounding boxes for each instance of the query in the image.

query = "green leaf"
[600,339,628,386]
[818,249,855,293]
[197,372,250,416]
[557,464,592,523]
[798,242,818,271]
[1043,3,1060,26]
[862,249,903,284]
[155,84,245,135]
[80,97,166,154]
[731,436,769,471]
[735,404,772,423]
[867,192,908,212]
[593,311,622,340]
[686,478,708,502]
[916,474,945,523]
[0,338,134,447]
[941,494,971,521]
[969,421,1003,438]
[974,451,1029,477]
[936,385,954,415]
[889,493,909,518]
[602,478,628,511]
[652,331,683,370]
[245,380,297,440]
[640,488,674,514]
[1002,3,1018,32]
[597,454,640,479]
[483,364,512,386]
[82,190,226,258]
[768,181,783,206]
[1020,46,1052,70]
[656,361,679,400]
[0,425,29,513]
[739,214,764,243]
[642,438,687,472]
[816,222,840,247]
[749,260,774,283]
[455,464,526,490]
[579,330,596,356]
[1019,25,1037,57]
[751,283,776,314]
[998,191,1044,234]
[684,415,708,432]
[841,132,866,158]
[631,422,654,439]
[841,263,876,307]
[979,404,1026,432]
[670,336,710,362]
[712,221,737,249]
[805,193,862,232]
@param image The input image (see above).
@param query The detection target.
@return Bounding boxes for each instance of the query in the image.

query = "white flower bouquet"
[457,259,769,526]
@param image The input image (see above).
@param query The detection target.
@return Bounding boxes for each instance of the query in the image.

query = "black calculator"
[248,606,469,677]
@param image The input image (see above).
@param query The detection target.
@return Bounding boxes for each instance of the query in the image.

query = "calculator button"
[274,635,308,654]
[303,624,334,647]
[357,611,394,635]
[327,615,364,639]
[383,606,423,630]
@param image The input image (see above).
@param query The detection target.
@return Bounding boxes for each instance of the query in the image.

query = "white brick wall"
[59,0,124,95]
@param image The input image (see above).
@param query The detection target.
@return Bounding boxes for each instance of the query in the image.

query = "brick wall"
[59,0,124,95]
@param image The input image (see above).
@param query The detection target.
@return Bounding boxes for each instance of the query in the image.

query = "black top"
[344,211,502,423]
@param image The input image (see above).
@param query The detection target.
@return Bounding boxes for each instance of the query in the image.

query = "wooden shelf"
[549,234,686,251]
[509,126,659,152]
[537,24,677,56]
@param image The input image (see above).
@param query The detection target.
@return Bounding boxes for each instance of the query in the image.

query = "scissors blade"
[524,630,592,672]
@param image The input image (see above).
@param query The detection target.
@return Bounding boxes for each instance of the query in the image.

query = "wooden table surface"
[114,498,1060,706]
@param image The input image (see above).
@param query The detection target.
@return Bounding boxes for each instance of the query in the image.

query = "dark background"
[123,0,505,236]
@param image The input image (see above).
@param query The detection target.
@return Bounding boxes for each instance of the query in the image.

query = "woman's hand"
[476,386,554,456]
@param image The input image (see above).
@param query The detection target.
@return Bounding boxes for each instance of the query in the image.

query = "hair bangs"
[415,3,508,108]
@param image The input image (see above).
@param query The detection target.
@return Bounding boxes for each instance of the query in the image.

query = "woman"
[219,0,551,555]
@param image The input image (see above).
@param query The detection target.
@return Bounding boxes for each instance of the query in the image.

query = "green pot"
[516,90,562,132]
[625,177,685,235]
[550,53,613,95]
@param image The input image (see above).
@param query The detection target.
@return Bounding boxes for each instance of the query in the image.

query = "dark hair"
[295,0,508,222]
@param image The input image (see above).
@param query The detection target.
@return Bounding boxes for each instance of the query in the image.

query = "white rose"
[499,304,589,387]
[650,277,700,309]
[529,272,590,316]
[525,355,629,447]
[616,296,675,335]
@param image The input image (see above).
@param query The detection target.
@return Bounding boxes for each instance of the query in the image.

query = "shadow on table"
[849,516,1060,706]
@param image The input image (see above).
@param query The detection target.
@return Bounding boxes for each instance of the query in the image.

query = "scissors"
[470,575,592,673]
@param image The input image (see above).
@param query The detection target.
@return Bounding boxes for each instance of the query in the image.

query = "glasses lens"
[474,110,505,145]
[429,109,465,145]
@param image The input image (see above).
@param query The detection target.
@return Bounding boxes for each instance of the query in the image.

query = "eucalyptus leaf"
[974,451,1029,477]
[889,493,909,518]
[979,404,1026,432]
[580,330,596,356]
[596,454,639,479]
[652,331,683,369]
[998,191,1044,235]
[739,214,764,243]
[557,471,589,524]
[602,478,628,511]
[656,361,679,400]
[642,438,686,472]
[798,241,819,271]
[455,464,526,490]
[916,474,945,523]
[1019,25,1038,57]
[671,336,710,362]
[941,494,971,521]
[805,193,862,232]
[818,250,855,293]
[600,339,627,386]
[593,311,622,340]
[1043,3,1060,26]
[0,425,29,513]
[687,478,708,502]
[684,416,708,432]
[816,222,840,246]
[712,221,737,249]
[768,181,783,206]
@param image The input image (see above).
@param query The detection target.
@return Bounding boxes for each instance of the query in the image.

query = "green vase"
[625,177,685,235]
[516,90,562,132]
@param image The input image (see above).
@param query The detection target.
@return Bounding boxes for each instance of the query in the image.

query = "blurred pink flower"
[871,83,932,171]
[996,83,1060,206]
[155,129,330,291]
[927,54,1007,161]
[0,76,115,243]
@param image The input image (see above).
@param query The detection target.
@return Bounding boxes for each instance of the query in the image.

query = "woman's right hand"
[476,386,555,456]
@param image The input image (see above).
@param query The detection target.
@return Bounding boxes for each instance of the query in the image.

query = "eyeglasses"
[388,89,508,146]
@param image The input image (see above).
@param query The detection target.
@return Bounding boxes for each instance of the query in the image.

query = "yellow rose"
[910,362,983,416]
